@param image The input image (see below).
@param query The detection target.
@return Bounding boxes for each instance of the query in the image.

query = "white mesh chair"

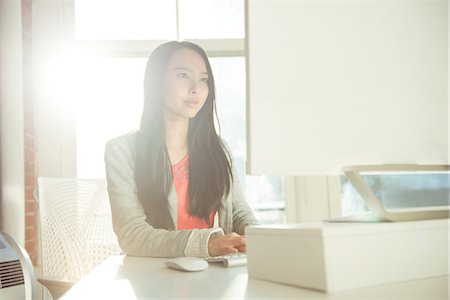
[37,177,122,299]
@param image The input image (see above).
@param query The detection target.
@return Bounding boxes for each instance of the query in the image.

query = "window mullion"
[176,0,180,40]
[74,39,245,58]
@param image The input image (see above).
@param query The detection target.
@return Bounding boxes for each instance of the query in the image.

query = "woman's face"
[162,48,209,120]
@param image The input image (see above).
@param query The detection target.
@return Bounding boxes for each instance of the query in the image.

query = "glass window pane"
[75,57,146,178]
[73,54,285,223]
[75,0,177,40]
[210,57,285,224]
[179,0,244,39]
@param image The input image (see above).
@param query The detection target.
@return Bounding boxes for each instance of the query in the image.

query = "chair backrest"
[37,177,122,282]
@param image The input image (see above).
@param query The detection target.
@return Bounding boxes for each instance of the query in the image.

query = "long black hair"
[135,41,233,230]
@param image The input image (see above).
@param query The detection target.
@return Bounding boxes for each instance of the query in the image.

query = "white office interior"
[0,0,449,299]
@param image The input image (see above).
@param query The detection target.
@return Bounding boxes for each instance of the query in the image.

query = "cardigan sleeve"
[104,133,221,258]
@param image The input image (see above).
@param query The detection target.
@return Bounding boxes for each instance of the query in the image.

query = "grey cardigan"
[104,131,258,258]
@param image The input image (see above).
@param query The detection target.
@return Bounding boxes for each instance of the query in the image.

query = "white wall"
[0,0,25,245]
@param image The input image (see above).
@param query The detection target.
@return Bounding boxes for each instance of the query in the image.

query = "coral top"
[172,155,215,230]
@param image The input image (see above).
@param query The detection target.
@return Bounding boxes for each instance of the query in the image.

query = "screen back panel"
[246,0,448,175]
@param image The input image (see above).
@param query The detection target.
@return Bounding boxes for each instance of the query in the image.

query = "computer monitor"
[246,0,448,176]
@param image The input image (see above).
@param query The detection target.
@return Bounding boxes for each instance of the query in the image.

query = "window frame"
[69,2,291,223]
[36,0,347,224]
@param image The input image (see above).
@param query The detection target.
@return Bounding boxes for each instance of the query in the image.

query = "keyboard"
[204,253,247,267]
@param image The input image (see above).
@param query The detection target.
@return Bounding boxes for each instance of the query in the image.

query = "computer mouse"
[164,257,209,272]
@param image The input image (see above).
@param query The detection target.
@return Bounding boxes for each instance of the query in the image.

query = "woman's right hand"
[207,232,246,257]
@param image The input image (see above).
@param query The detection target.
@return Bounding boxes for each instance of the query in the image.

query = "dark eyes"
[176,72,208,83]
[176,72,189,79]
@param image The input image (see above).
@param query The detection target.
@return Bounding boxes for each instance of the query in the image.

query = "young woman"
[104,40,258,258]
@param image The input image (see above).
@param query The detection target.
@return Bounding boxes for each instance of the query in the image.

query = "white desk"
[60,255,449,299]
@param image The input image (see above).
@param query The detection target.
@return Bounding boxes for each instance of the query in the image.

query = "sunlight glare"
[42,47,101,116]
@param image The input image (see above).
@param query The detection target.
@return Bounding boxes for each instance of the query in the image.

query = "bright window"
[75,57,145,178]
[73,0,285,224]
[74,0,177,40]
[74,0,244,40]
[73,55,286,223]
[211,57,285,223]
[178,0,245,39]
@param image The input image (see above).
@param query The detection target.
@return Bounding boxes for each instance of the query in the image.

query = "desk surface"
[61,255,448,300]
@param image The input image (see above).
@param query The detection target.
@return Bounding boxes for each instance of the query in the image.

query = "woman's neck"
[164,117,189,164]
